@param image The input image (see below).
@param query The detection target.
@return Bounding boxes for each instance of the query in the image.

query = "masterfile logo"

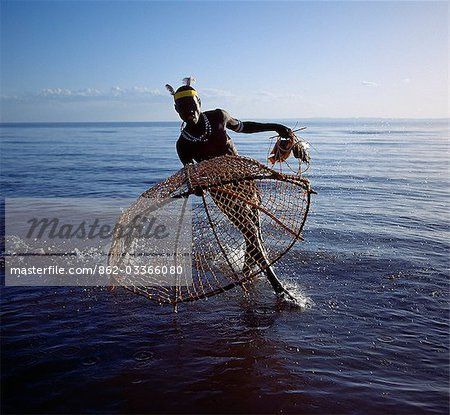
[5,198,192,287]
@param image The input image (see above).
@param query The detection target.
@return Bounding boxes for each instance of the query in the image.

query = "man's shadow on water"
[112,275,313,415]
[162,281,313,414]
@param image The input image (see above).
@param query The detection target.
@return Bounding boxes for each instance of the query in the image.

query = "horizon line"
[1,117,449,125]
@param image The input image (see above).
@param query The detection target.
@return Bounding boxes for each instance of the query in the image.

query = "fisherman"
[166,78,293,297]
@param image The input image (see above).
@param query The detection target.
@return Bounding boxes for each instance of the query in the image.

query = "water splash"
[279,280,314,310]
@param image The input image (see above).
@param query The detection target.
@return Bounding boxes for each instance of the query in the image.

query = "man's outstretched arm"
[222,110,292,138]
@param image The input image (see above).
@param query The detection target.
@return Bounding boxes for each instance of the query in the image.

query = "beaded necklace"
[181,113,211,142]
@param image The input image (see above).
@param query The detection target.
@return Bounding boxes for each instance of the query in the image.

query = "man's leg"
[209,184,289,296]
[243,222,287,295]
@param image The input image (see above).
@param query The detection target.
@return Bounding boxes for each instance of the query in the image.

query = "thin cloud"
[40,88,102,97]
[360,81,378,87]
[201,88,235,99]
[109,86,164,97]
[249,90,298,102]
[2,87,166,103]
[200,88,296,102]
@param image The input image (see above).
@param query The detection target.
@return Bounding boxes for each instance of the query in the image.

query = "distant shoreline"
[1,117,449,127]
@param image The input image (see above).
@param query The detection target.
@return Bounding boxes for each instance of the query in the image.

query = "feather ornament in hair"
[182,77,196,86]
[165,84,175,95]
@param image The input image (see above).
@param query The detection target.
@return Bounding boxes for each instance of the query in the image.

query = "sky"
[0,0,448,122]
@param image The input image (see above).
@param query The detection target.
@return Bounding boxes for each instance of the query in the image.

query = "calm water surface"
[1,119,449,414]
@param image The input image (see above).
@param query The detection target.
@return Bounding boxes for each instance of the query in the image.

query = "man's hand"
[275,125,293,139]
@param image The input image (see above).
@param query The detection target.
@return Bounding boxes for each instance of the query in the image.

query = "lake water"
[1,119,449,414]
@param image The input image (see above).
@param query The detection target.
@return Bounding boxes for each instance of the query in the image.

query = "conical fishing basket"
[108,155,313,305]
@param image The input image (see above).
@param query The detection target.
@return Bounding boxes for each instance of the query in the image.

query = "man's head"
[166,78,201,124]
[174,86,202,124]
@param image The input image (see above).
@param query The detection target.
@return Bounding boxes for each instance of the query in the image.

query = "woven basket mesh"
[108,155,312,304]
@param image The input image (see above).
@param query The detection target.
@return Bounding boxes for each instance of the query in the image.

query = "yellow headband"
[174,89,198,101]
